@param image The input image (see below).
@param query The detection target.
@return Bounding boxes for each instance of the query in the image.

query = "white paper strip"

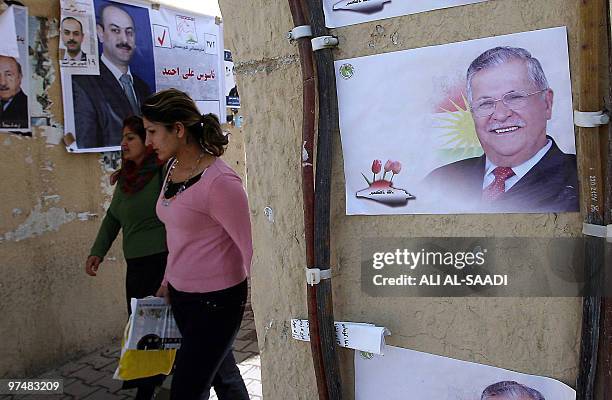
[291,319,389,355]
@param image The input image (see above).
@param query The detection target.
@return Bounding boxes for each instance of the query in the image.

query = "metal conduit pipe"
[286,0,328,398]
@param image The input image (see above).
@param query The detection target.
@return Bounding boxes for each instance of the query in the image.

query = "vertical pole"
[576,1,606,399]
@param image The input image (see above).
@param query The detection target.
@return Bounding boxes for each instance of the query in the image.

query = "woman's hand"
[85,256,102,276]
[156,284,170,304]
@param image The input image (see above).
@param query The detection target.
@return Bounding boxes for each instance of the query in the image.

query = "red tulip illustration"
[390,161,402,183]
[371,159,382,182]
[358,158,415,206]
[383,160,393,180]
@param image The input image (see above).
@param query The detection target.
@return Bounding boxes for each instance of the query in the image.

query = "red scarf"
[111,147,163,194]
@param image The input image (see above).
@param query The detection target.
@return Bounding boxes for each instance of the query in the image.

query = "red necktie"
[482,167,515,201]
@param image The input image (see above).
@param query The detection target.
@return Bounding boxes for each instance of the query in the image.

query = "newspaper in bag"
[126,297,182,350]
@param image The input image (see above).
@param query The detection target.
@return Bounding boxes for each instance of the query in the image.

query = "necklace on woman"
[162,152,205,206]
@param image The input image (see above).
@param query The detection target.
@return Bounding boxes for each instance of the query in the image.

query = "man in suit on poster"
[0,55,28,129]
[72,3,151,149]
[427,46,578,213]
[61,17,87,62]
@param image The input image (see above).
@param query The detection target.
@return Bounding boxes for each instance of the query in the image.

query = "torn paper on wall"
[0,7,19,58]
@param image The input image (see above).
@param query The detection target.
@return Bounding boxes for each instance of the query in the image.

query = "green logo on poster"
[359,351,374,360]
[339,63,354,79]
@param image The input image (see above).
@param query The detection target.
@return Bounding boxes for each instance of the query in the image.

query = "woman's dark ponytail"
[199,113,227,156]
[141,89,228,156]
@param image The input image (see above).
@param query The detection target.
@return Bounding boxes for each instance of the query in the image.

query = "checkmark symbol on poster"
[153,24,171,48]
[158,30,166,46]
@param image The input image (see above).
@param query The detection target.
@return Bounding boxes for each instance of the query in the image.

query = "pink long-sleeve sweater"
[156,158,252,293]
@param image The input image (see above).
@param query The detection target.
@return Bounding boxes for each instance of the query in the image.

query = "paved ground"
[2,295,261,400]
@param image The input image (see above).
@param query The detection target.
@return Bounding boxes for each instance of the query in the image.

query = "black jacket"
[72,61,151,149]
[0,90,28,129]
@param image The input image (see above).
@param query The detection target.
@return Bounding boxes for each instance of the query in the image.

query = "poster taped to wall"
[335,26,576,215]
[149,7,224,116]
[61,0,225,153]
[355,345,575,400]
[224,49,240,108]
[323,0,489,28]
[59,0,100,74]
[0,5,31,133]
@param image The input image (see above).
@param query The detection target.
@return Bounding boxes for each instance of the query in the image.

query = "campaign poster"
[355,345,575,400]
[64,0,155,152]
[224,49,239,108]
[61,0,226,153]
[0,5,30,133]
[59,0,100,75]
[149,7,225,119]
[336,27,576,215]
[323,0,489,28]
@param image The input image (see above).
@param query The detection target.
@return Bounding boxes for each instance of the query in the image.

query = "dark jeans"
[122,252,168,398]
[125,252,167,314]
[169,279,249,400]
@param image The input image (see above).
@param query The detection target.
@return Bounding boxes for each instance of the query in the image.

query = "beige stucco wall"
[220,0,595,398]
[0,0,247,378]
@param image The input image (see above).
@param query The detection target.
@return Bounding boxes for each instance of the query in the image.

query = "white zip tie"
[582,223,612,242]
[311,36,339,51]
[574,110,609,128]
[287,25,312,42]
[306,267,332,286]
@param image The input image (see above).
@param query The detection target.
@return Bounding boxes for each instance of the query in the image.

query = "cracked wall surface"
[1,0,247,377]
[219,0,591,398]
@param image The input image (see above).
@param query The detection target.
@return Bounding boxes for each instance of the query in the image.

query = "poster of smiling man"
[63,0,155,152]
[336,27,576,215]
[355,346,575,400]
[61,0,225,152]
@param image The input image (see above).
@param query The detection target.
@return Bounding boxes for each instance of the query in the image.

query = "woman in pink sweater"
[142,89,252,400]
